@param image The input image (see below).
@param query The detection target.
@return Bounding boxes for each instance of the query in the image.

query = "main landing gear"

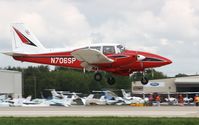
[94,71,149,86]
[94,72,116,85]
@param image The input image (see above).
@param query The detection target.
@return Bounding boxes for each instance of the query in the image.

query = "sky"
[0,0,199,76]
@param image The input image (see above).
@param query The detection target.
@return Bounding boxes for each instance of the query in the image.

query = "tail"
[121,89,130,98]
[51,89,63,99]
[24,96,32,103]
[11,23,46,53]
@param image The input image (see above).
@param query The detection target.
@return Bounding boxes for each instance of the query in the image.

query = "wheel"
[107,76,115,85]
[141,77,148,85]
[94,72,102,81]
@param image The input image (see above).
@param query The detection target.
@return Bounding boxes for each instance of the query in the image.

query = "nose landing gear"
[141,76,148,85]
[130,71,149,85]
[107,76,115,85]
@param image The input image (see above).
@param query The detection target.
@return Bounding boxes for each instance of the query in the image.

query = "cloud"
[0,0,199,76]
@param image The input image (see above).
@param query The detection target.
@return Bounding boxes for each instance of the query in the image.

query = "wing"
[71,49,113,64]
[71,49,113,70]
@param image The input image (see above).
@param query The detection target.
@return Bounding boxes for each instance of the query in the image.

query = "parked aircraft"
[49,89,77,107]
[84,90,124,105]
[2,23,172,85]
[83,93,106,105]
[56,90,85,105]
[7,96,30,107]
[121,89,145,104]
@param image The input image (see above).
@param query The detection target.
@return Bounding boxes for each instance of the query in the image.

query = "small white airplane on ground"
[84,90,124,105]
[7,96,31,107]
[121,89,145,104]
[0,95,10,107]
[164,93,178,105]
[49,89,75,107]
[83,93,106,105]
[56,91,85,105]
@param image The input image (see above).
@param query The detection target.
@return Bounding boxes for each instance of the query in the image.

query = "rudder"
[11,23,45,52]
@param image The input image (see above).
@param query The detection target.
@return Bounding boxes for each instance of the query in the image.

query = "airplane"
[164,92,178,105]
[2,23,172,85]
[54,90,85,105]
[84,90,124,105]
[83,92,107,105]
[121,89,145,104]
[5,95,33,107]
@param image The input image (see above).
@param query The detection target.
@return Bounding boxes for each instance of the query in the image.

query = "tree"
[175,73,188,77]
[132,69,167,81]
[4,66,167,98]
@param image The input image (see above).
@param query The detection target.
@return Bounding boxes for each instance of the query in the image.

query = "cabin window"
[117,45,125,53]
[103,46,115,54]
[90,46,101,51]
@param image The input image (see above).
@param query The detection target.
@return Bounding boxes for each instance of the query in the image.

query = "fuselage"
[13,43,172,76]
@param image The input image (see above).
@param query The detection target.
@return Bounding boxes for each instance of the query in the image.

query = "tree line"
[3,66,172,98]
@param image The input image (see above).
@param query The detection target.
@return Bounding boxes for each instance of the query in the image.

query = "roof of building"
[0,70,21,73]
[175,76,199,84]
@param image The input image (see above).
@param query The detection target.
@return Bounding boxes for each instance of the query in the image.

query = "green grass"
[0,117,198,125]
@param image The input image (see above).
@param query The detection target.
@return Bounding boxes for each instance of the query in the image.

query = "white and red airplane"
[2,23,172,85]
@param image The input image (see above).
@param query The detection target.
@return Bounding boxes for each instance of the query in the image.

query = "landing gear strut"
[107,76,115,85]
[94,72,116,85]
[141,76,148,85]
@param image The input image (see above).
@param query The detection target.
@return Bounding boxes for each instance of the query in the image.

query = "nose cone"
[136,51,172,68]
[153,54,172,66]
[164,57,172,65]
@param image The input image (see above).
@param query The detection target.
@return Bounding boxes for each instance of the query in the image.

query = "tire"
[94,72,102,81]
[107,76,115,85]
[141,77,148,85]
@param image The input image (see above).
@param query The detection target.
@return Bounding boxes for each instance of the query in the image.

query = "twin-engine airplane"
[2,23,172,85]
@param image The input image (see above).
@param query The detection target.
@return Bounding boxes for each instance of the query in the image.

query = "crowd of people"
[147,93,199,106]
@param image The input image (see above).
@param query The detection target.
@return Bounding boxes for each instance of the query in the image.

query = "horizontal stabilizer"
[1,51,25,56]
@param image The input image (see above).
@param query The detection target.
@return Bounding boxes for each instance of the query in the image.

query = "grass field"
[0,117,198,125]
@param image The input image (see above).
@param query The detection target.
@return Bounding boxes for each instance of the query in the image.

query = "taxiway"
[0,106,199,117]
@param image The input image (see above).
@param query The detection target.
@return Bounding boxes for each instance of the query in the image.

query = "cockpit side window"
[103,46,115,54]
[90,46,101,51]
[117,45,125,53]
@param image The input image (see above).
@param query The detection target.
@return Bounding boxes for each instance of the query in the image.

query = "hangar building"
[0,70,22,98]
[132,76,199,93]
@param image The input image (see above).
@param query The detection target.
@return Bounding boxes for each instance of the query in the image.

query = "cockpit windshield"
[117,45,125,53]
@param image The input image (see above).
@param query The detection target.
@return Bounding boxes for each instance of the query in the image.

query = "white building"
[132,76,199,93]
[0,70,22,98]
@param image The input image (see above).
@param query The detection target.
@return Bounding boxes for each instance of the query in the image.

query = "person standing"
[178,94,184,106]
[155,95,161,106]
[194,94,199,106]
[149,94,153,106]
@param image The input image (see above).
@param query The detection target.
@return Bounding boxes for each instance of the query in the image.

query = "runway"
[0,106,199,117]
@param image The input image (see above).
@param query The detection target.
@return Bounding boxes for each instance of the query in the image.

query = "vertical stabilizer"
[11,23,45,52]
